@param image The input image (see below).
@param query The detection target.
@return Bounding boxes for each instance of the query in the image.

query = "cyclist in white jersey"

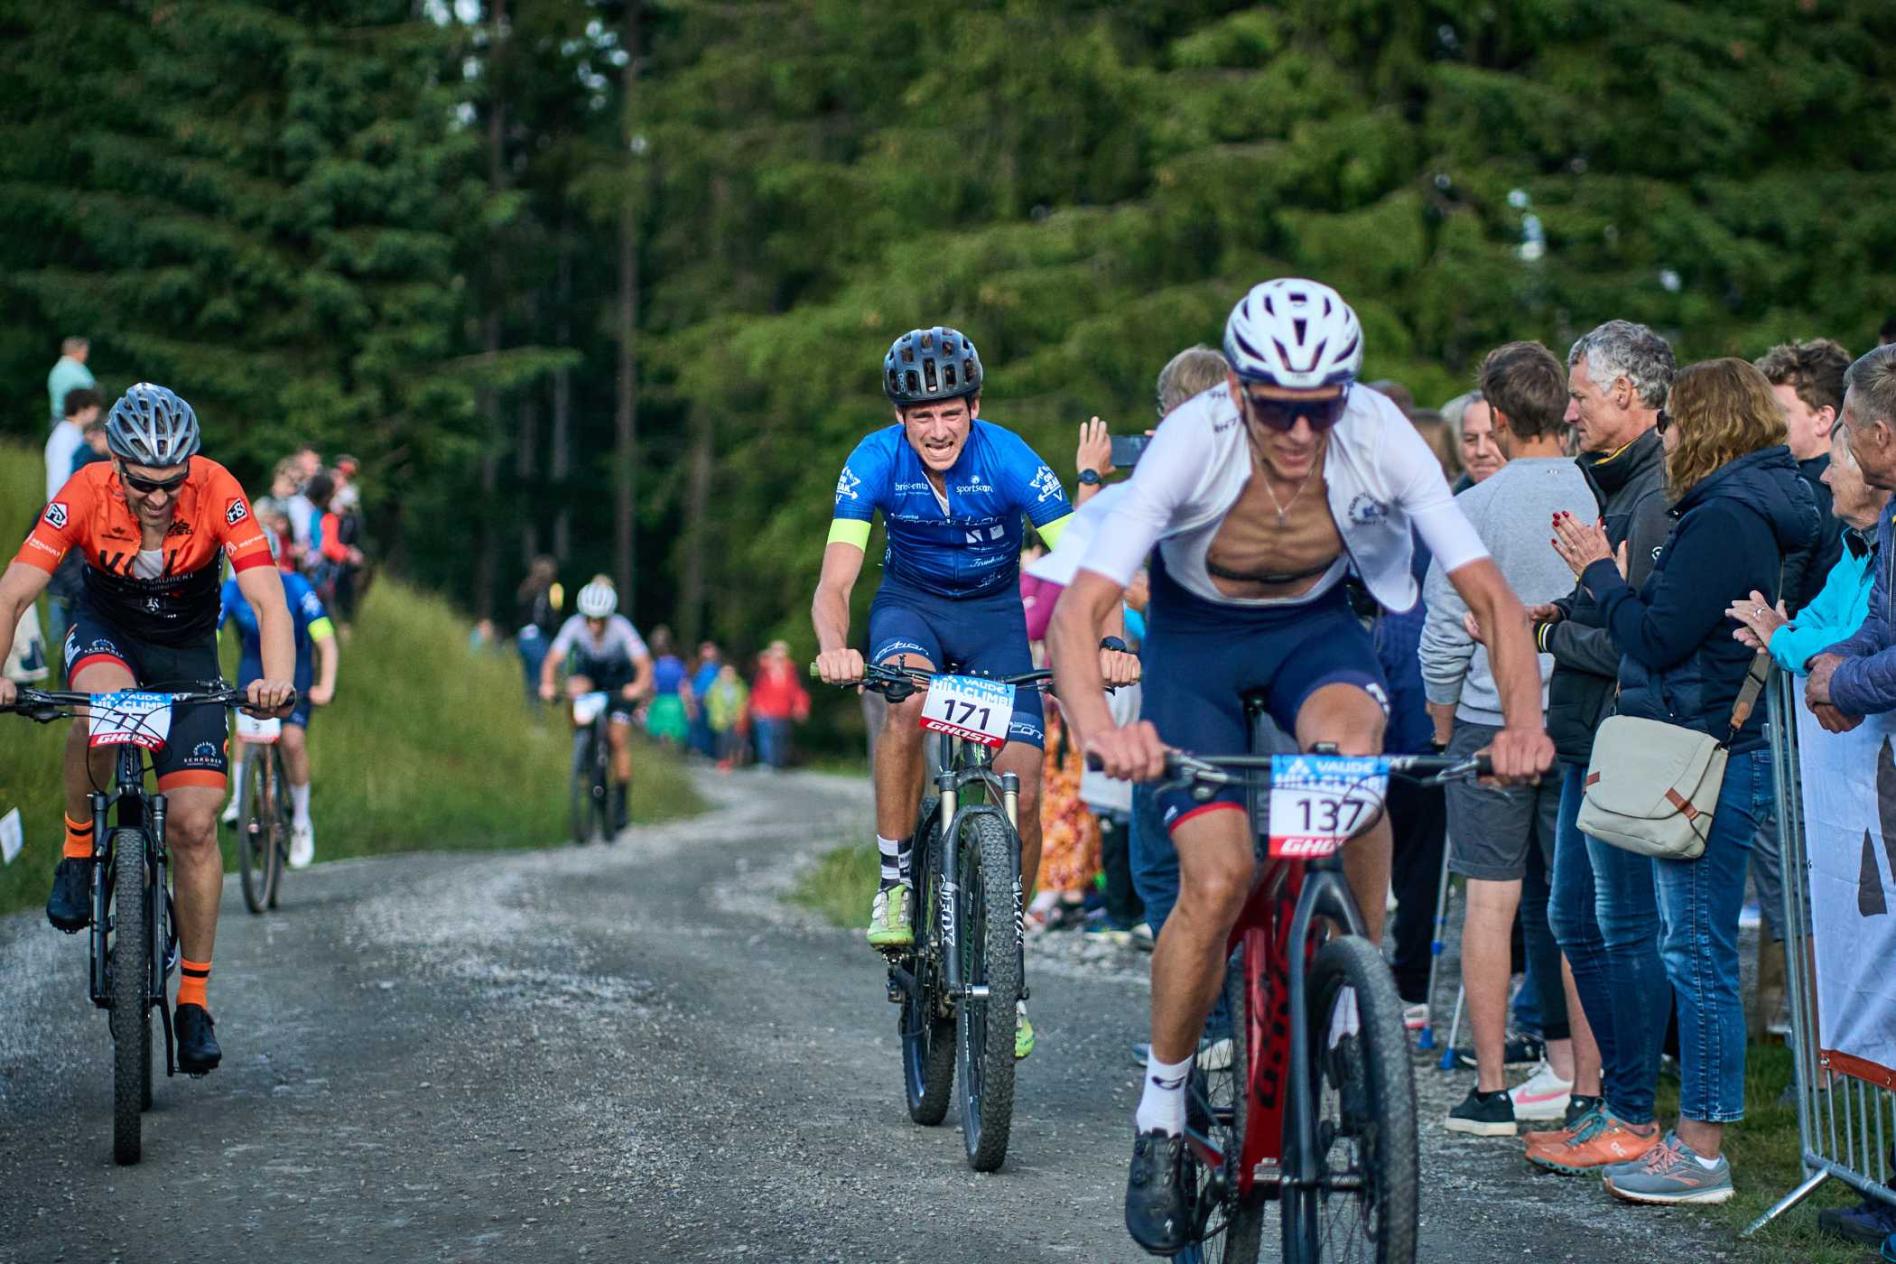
[540,577,653,832]
[1047,279,1555,1254]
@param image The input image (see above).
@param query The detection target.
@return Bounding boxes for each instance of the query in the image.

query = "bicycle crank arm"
[884,963,918,1003]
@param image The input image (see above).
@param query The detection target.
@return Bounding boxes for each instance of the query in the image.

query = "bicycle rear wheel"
[238,754,269,915]
[264,748,288,909]
[109,830,151,1166]
[1282,935,1417,1264]
[954,811,1018,1172]
[569,727,595,845]
[900,808,955,1125]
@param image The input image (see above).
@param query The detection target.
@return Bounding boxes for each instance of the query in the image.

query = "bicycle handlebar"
[1,684,296,724]
[809,660,1054,701]
[1083,748,1494,787]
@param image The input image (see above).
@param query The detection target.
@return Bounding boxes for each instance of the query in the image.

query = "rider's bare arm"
[626,649,656,701]
[811,538,868,683]
[234,563,297,714]
[1443,557,1554,780]
[0,561,53,702]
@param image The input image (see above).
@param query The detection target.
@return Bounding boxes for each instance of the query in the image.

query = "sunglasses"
[1240,386,1351,432]
[119,466,189,495]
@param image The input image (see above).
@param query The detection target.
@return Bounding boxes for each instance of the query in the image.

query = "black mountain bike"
[2,683,284,1166]
[1113,700,1490,1264]
[234,722,291,914]
[821,659,1046,1172]
[568,690,615,845]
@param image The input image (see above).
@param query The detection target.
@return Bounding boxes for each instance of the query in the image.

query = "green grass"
[789,839,878,928]
[0,445,701,916]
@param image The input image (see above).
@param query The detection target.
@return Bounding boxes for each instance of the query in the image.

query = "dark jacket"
[1789,452,1842,615]
[1581,445,1820,755]
[1822,505,1896,716]
[1539,429,1673,762]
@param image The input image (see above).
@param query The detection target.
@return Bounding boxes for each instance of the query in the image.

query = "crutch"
[1416,842,1454,1052]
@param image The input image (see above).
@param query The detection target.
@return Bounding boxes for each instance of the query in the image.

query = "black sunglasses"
[1656,406,1671,434]
[119,465,189,495]
[1240,386,1351,433]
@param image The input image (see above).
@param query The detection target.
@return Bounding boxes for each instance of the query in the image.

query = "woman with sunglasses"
[1046,277,1556,1254]
[0,382,297,1079]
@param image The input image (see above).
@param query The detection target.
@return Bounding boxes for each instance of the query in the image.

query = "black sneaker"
[174,1004,221,1075]
[1454,1033,1544,1070]
[610,784,629,834]
[45,858,92,933]
[1562,1093,1603,1130]
[1445,1087,1517,1137]
[1125,1129,1193,1255]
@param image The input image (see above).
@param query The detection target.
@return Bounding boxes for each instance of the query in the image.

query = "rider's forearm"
[812,583,852,655]
[258,602,297,684]
[1048,580,1117,746]
[315,636,339,694]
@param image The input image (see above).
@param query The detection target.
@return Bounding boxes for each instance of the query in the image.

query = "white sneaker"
[289,820,315,870]
[1402,1002,1429,1032]
[1509,1059,1574,1121]
[220,797,239,826]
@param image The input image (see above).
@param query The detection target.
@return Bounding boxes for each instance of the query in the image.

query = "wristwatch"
[1077,468,1103,486]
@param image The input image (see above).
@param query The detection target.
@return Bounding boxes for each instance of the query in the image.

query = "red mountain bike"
[1133,703,1489,1264]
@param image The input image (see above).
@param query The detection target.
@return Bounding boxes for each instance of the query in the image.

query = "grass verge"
[0,445,701,916]
[790,840,878,929]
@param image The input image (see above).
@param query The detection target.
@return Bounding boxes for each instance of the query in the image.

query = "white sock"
[290,782,311,827]
[1135,1050,1194,1136]
[227,752,246,798]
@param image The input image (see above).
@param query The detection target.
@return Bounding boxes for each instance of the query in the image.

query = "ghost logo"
[226,499,249,527]
[44,501,68,529]
[1860,736,1896,917]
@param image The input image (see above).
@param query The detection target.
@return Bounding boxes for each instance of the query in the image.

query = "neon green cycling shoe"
[1015,1001,1036,1060]
[866,883,914,950]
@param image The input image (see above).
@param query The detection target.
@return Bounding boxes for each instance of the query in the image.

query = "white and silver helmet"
[105,382,202,468]
[576,577,618,619]
[1223,279,1364,390]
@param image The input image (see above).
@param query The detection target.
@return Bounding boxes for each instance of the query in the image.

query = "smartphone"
[1111,434,1151,470]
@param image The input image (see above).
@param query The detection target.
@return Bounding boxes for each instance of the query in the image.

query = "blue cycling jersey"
[219,572,328,671]
[831,419,1072,598]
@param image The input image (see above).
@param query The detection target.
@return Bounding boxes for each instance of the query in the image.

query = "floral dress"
[1036,702,1100,896]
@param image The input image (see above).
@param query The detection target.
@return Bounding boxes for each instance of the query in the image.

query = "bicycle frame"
[930,730,1022,1006]
[84,737,178,1070]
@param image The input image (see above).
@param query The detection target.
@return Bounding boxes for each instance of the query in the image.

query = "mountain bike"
[2,683,285,1166]
[568,690,614,845]
[1120,699,1490,1264]
[232,713,290,914]
[818,659,1047,1172]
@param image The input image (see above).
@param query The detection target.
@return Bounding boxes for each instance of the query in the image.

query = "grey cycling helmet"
[105,383,201,467]
[883,327,983,406]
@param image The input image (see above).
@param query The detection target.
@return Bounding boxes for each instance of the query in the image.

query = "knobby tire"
[1283,936,1418,1264]
[109,830,151,1166]
[900,806,955,1125]
[955,811,1018,1173]
[238,753,268,915]
[265,747,287,909]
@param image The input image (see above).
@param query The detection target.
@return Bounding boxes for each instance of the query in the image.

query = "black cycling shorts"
[64,605,229,791]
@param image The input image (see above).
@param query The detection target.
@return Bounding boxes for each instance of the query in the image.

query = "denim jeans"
[517,627,549,708]
[754,717,791,769]
[1548,761,1667,1125]
[1655,747,1767,1123]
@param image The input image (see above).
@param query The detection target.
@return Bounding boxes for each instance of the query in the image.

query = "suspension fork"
[1280,866,1368,1237]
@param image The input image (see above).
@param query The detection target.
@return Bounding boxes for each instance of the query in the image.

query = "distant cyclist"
[538,576,654,833]
[811,325,1137,1060]
[220,532,340,868]
[0,384,296,1075]
[1045,280,1553,1253]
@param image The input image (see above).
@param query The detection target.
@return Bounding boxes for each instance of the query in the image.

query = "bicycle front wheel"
[108,831,151,1166]
[1282,935,1417,1264]
[901,808,955,1125]
[954,811,1018,1173]
[569,728,595,845]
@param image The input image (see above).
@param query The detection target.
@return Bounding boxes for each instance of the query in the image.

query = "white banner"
[1793,692,1896,1084]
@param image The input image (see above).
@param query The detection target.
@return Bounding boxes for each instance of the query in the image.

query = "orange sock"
[63,815,93,860]
[177,958,211,1010]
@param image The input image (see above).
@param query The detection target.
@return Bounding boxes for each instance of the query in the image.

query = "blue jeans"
[1548,761,1667,1125]
[754,717,791,769]
[1129,783,1176,934]
[517,627,549,708]
[1655,747,1767,1123]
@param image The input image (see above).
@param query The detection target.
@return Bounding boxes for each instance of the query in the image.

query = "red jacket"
[749,661,810,722]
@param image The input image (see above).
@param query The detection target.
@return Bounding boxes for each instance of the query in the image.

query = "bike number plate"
[572,691,610,726]
[918,676,1015,748]
[1267,754,1389,859]
[88,691,174,750]
[234,712,282,744]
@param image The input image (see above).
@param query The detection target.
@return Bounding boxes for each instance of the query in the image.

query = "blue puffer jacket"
[1580,445,1820,754]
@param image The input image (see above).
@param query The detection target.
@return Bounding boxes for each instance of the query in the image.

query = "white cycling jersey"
[1079,383,1488,614]
[548,613,649,674]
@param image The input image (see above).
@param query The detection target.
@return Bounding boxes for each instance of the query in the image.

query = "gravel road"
[0,769,1732,1263]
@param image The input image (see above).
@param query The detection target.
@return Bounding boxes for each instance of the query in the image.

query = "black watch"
[1077,468,1103,486]
[1099,635,1129,654]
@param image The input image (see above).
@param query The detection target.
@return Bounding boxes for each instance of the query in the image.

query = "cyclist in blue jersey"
[812,325,1139,1060]
[219,535,340,868]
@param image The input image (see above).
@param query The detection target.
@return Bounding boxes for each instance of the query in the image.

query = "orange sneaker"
[1524,1110,1661,1175]
[1523,1098,1603,1148]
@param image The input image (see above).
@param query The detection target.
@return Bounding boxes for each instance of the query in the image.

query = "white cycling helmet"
[576,577,617,619]
[1223,279,1364,390]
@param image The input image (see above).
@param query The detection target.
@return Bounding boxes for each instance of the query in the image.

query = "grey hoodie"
[1420,457,1596,726]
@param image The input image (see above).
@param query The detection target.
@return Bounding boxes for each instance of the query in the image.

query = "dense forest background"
[2,0,1893,651]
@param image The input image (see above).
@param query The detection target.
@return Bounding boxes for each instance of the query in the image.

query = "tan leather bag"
[1576,651,1770,861]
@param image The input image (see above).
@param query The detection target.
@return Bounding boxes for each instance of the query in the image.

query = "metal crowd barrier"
[1746,672,1896,1235]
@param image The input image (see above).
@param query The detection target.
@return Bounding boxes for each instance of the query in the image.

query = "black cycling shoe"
[45,858,92,933]
[610,784,629,834]
[1125,1128,1193,1256]
[174,1004,221,1075]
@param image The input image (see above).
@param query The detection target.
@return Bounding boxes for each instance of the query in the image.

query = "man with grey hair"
[1523,318,1681,1174]
[46,336,94,427]
[1806,345,1896,727]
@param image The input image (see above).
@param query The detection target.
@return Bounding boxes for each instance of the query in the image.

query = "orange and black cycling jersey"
[15,457,273,646]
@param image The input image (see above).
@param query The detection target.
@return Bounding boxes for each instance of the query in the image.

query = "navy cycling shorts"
[867,578,1044,749]
[1140,559,1387,833]
[238,655,314,729]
